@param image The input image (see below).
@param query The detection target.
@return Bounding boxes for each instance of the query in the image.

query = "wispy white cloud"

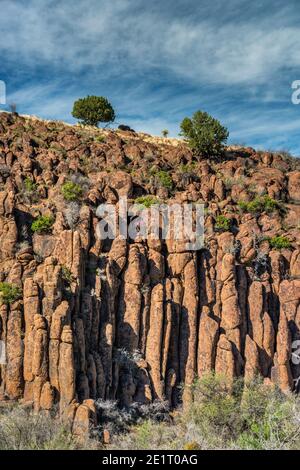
[1,0,300,154]
[1,0,299,85]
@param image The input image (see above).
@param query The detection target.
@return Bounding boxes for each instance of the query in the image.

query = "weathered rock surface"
[0,113,299,432]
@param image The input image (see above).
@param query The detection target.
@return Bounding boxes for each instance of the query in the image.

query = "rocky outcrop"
[0,113,299,433]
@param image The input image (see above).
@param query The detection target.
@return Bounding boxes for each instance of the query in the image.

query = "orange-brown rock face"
[0,113,299,427]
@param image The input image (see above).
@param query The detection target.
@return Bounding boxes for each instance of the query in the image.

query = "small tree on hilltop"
[72,95,115,127]
[180,110,229,158]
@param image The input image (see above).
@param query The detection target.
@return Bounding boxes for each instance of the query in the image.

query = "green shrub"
[155,170,173,190]
[188,373,243,440]
[237,380,297,450]
[179,162,196,174]
[108,373,300,450]
[188,375,300,450]
[109,419,178,451]
[61,181,83,201]
[24,177,37,193]
[94,134,105,143]
[61,265,73,284]
[161,129,169,138]
[31,215,54,233]
[215,215,231,232]
[268,235,291,250]
[0,373,297,451]
[180,110,229,157]
[0,282,22,305]
[238,195,283,215]
[72,95,115,127]
[131,421,155,450]
[135,196,159,208]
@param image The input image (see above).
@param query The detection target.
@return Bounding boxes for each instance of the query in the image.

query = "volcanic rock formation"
[0,112,299,434]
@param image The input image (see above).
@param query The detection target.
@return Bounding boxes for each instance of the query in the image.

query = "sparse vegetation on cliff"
[135,195,160,208]
[215,215,231,232]
[0,112,299,449]
[31,215,54,233]
[24,177,37,193]
[61,181,83,201]
[108,374,300,451]
[238,195,285,215]
[2,375,299,450]
[268,235,291,250]
[0,282,22,305]
[61,265,73,284]
[155,170,173,190]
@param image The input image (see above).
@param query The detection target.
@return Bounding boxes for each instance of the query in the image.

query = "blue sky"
[1,0,300,154]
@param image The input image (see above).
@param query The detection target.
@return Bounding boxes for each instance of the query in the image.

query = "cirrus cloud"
[0,0,300,154]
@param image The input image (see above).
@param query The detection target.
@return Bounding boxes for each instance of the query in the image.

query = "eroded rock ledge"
[0,112,299,435]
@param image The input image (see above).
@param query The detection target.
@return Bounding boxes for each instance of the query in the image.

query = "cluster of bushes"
[149,169,173,191]
[179,162,197,175]
[0,375,299,450]
[268,235,291,250]
[68,95,296,169]
[61,181,83,201]
[109,374,300,451]
[156,170,173,190]
[238,195,284,215]
[24,177,37,193]
[0,282,22,305]
[31,215,54,233]
[61,265,73,284]
[0,406,99,450]
[19,177,40,204]
[215,215,231,232]
[94,134,106,143]
[135,195,160,208]
[96,398,169,437]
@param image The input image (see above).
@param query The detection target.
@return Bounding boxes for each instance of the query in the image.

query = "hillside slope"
[0,112,299,435]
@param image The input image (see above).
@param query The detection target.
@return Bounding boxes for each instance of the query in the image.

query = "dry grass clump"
[0,406,99,450]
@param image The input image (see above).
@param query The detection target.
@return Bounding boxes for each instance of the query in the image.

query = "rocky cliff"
[0,112,299,434]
